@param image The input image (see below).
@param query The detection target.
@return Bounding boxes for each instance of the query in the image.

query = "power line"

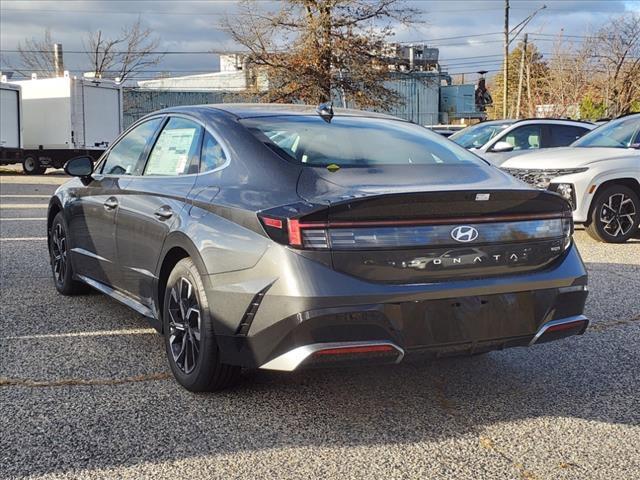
[0,6,536,16]
[398,32,503,44]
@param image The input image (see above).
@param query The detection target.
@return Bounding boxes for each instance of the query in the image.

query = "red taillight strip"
[546,320,587,332]
[260,341,405,371]
[313,345,396,356]
[287,212,566,247]
[294,212,564,229]
[529,315,588,346]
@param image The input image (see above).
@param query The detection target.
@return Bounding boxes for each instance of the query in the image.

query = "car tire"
[49,212,88,294]
[23,155,46,175]
[163,258,240,392]
[586,184,639,243]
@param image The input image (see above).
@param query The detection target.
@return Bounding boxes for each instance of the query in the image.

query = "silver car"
[450,119,595,165]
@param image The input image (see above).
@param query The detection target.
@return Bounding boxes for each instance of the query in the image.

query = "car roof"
[515,118,594,126]
[196,103,403,121]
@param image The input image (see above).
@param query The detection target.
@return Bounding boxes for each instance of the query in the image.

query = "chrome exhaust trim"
[529,314,589,346]
[259,341,405,372]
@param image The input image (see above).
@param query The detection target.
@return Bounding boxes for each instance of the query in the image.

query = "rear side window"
[241,115,484,167]
[200,131,227,172]
[547,125,589,147]
[144,117,203,176]
[101,118,162,175]
[500,125,542,151]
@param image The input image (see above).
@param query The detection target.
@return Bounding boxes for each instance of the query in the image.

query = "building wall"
[124,73,456,127]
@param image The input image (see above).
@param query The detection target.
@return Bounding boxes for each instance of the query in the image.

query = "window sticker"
[146,127,197,175]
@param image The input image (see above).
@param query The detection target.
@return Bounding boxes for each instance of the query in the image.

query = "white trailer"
[12,73,123,174]
[0,80,23,166]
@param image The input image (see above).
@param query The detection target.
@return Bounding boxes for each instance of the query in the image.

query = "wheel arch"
[47,197,63,240]
[155,232,211,333]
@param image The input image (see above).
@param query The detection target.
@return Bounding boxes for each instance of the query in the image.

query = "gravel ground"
[1,171,639,480]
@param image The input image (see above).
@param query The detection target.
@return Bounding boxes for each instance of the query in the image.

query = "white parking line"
[0,237,47,241]
[0,217,47,221]
[4,328,157,340]
[0,204,48,209]
[0,195,51,198]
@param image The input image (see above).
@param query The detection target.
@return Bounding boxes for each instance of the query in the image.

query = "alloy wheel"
[51,223,67,284]
[168,277,202,374]
[599,193,637,238]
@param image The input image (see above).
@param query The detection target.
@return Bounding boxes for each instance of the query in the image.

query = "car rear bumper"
[210,242,589,369]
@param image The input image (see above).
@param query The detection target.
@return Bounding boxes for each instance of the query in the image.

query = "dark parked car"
[48,104,589,392]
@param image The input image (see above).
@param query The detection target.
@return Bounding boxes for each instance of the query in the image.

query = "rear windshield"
[450,121,513,149]
[241,115,485,167]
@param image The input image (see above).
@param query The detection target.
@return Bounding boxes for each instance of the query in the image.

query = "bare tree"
[587,13,640,117]
[539,36,591,118]
[15,28,56,77]
[223,0,422,109]
[85,18,164,82]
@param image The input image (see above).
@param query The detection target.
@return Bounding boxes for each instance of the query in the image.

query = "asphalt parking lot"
[1,169,639,480]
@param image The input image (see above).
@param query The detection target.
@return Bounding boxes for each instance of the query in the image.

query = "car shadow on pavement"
[2,260,640,478]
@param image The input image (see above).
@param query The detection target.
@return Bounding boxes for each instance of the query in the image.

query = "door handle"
[103,197,118,210]
[154,206,173,220]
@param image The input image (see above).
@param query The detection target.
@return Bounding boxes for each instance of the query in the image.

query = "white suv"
[502,114,640,243]
[450,119,595,165]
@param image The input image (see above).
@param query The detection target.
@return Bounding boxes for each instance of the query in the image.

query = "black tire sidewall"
[49,213,75,293]
[23,156,44,175]
[590,185,640,243]
[163,258,219,391]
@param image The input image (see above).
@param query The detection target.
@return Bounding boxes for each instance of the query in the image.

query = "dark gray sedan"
[48,104,589,392]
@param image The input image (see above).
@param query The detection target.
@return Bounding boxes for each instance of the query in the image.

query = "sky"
[1,0,639,83]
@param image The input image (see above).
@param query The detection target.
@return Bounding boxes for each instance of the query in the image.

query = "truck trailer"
[8,73,123,174]
[0,81,23,167]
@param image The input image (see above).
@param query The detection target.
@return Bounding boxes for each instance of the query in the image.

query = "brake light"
[261,217,283,229]
[287,219,302,246]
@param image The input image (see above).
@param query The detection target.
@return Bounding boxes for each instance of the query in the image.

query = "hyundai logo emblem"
[451,225,479,243]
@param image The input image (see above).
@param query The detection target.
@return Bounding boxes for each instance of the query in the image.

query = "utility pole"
[526,62,532,117]
[516,33,528,118]
[503,0,509,118]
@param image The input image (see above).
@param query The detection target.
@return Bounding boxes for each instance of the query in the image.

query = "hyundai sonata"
[48,104,589,391]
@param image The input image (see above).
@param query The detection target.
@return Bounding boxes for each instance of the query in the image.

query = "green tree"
[487,41,547,119]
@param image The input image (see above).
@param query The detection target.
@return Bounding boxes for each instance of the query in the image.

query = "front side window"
[144,117,203,176]
[200,131,227,172]
[101,118,163,175]
[242,115,485,167]
[500,125,542,151]
[573,116,640,148]
[450,122,513,149]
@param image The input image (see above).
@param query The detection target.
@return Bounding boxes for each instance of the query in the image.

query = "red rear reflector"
[546,320,586,332]
[262,217,283,229]
[288,219,302,246]
[313,345,395,356]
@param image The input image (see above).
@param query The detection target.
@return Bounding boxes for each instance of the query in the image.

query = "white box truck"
[0,80,23,167]
[11,73,123,174]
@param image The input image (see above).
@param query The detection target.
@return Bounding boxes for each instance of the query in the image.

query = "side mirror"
[64,156,94,178]
[630,143,640,150]
[491,141,515,153]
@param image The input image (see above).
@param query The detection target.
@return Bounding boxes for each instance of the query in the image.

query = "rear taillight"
[260,212,572,250]
[561,209,574,250]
